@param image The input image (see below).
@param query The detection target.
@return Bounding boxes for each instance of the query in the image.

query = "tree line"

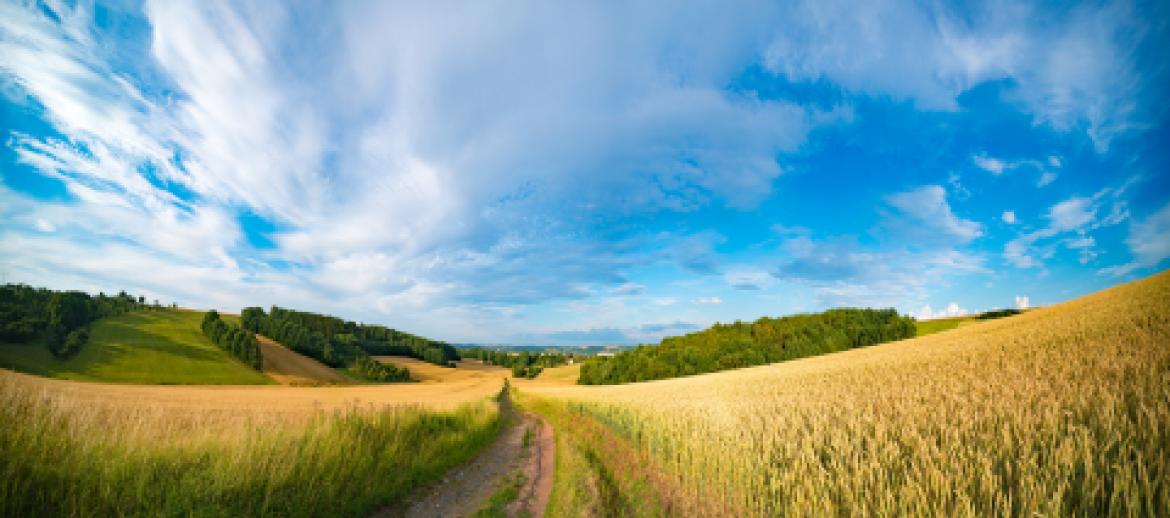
[976,308,1023,319]
[0,284,147,358]
[459,348,573,379]
[200,310,262,370]
[578,308,916,385]
[240,305,460,382]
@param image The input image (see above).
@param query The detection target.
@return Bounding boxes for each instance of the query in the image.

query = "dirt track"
[378,391,555,518]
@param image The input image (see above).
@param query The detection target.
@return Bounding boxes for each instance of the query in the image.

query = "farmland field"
[258,334,351,385]
[0,368,503,517]
[0,310,272,385]
[523,270,1170,516]
[374,355,511,383]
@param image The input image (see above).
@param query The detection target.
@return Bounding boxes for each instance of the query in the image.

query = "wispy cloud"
[1100,201,1170,277]
[883,185,982,244]
[1,0,1166,343]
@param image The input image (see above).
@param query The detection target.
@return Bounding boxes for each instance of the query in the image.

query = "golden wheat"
[525,271,1170,516]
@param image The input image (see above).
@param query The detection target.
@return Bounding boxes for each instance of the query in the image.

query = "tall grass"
[527,271,1170,516]
[0,374,502,517]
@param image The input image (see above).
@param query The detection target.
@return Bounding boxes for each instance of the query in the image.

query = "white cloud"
[1100,201,1170,277]
[1014,295,1029,309]
[915,302,968,320]
[1048,197,1096,232]
[33,218,54,232]
[972,153,1061,186]
[762,0,1156,151]
[884,185,982,244]
[1002,211,1017,224]
[1,1,850,341]
[691,297,722,305]
[973,154,1006,174]
[775,233,988,310]
[1004,186,1130,269]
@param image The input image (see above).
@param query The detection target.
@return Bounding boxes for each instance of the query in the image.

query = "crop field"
[0,310,271,385]
[258,334,350,386]
[524,271,1170,516]
[517,363,581,386]
[0,369,503,517]
[374,356,510,383]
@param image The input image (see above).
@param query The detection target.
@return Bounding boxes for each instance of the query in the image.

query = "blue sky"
[2,0,1168,344]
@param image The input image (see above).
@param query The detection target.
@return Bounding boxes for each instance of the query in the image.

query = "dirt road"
[377,392,555,518]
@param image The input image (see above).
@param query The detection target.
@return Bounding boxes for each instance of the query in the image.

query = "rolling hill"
[0,310,271,385]
[257,334,350,385]
[523,270,1170,516]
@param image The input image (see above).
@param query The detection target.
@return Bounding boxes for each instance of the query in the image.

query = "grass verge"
[521,394,689,518]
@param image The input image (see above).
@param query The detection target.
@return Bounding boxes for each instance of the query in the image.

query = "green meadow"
[0,310,271,385]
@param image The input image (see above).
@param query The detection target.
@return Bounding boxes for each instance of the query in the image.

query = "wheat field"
[524,271,1170,516]
[0,367,506,516]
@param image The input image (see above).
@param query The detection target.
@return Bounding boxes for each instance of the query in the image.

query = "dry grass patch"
[258,334,350,386]
[374,356,510,383]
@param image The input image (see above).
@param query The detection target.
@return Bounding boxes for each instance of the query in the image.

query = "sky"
[2,0,1169,345]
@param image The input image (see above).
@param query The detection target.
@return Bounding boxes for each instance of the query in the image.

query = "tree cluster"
[200,310,262,370]
[241,306,458,368]
[0,284,144,358]
[351,355,411,382]
[459,348,572,379]
[578,308,916,385]
[976,308,1023,320]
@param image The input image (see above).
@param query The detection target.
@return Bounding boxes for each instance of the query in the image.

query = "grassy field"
[0,310,272,384]
[524,270,1170,516]
[0,371,503,517]
[912,315,970,336]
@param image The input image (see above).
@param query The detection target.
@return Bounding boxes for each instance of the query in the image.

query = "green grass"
[0,374,504,517]
[0,310,272,384]
[474,472,524,518]
[912,316,970,337]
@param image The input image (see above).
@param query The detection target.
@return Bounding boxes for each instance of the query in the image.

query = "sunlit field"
[524,271,1170,516]
[0,368,504,517]
[0,311,271,385]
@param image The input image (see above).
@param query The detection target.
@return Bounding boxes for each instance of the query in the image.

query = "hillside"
[374,356,510,383]
[0,310,272,385]
[523,270,1170,516]
[257,334,351,385]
